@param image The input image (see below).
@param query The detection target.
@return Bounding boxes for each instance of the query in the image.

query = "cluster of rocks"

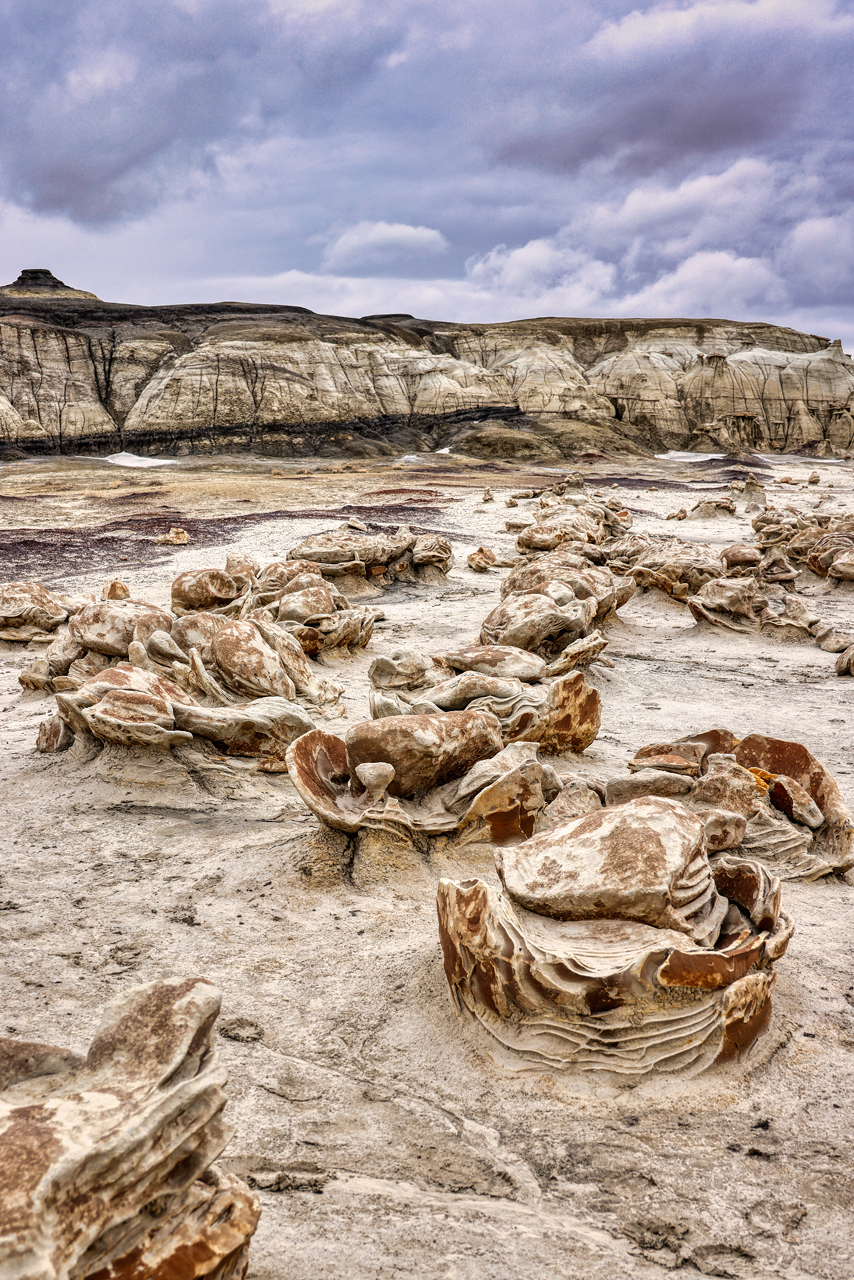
[4,453,854,1276]
[285,516,609,885]
[481,491,635,656]
[518,480,854,652]
[2,528,456,768]
[600,728,853,881]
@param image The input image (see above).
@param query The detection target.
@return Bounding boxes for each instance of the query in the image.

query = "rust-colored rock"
[172,568,243,614]
[768,776,825,829]
[620,729,853,880]
[36,714,74,753]
[70,599,174,656]
[734,733,854,872]
[467,547,497,572]
[346,709,503,798]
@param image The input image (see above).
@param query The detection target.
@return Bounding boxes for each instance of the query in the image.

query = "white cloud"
[65,51,138,104]
[615,250,786,316]
[574,159,776,262]
[776,212,854,300]
[321,220,448,270]
[465,238,616,311]
[585,0,849,64]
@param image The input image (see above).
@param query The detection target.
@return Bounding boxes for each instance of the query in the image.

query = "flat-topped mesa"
[0,267,99,299]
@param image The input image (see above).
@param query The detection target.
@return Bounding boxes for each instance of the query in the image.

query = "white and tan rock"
[0,581,69,641]
[69,599,175,656]
[480,590,596,655]
[438,840,791,1076]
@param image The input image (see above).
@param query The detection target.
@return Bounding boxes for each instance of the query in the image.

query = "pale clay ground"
[1,450,853,1280]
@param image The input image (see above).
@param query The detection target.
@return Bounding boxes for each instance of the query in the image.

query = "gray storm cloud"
[0,0,852,338]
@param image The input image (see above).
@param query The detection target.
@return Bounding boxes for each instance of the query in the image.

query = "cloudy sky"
[1,0,853,342]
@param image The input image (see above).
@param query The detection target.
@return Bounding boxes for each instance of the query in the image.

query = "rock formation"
[1,270,851,457]
[0,581,74,641]
[366,648,601,752]
[0,977,260,1279]
[437,796,792,1076]
[609,730,854,880]
[38,661,315,765]
[286,715,566,842]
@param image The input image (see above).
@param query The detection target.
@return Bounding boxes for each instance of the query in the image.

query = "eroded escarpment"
[1,268,852,461]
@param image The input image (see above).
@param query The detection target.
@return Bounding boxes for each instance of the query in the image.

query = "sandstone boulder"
[70,599,174,656]
[441,644,547,682]
[172,568,243,614]
[480,591,596,656]
[286,726,558,843]
[437,847,791,1075]
[496,796,728,945]
[172,697,314,761]
[346,709,503,798]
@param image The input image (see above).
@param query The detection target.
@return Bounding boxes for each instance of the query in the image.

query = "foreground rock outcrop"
[1,268,852,458]
[0,977,260,1280]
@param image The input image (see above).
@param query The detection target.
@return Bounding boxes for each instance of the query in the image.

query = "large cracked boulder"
[70,599,175,655]
[0,978,260,1280]
[367,649,601,753]
[285,718,564,845]
[480,590,597,656]
[496,797,728,946]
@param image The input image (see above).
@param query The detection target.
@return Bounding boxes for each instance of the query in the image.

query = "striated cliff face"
[0,268,851,459]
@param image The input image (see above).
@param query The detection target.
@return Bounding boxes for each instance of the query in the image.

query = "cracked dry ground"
[1,451,853,1279]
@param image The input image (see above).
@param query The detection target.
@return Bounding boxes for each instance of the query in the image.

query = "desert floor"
[1,447,852,1280]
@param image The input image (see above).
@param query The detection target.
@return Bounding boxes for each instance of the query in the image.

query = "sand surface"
[1,448,853,1279]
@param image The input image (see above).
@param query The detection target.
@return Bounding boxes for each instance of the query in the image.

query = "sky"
[1,0,853,343]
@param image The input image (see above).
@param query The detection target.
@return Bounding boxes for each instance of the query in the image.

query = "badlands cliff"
[1,267,852,460]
